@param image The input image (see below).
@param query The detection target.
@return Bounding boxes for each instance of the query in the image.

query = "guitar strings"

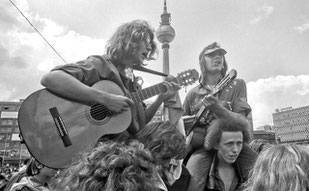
[43,105,114,129]
[45,70,199,128]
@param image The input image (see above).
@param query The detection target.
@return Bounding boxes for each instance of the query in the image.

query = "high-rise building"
[272,106,309,144]
[0,100,30,167]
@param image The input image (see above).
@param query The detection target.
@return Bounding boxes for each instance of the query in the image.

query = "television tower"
[156,0,175,121]
[156,0,175,75]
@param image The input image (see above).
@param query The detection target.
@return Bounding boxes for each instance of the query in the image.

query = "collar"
[207,154,244,190]
[155,173,168,191]
[207,154,218,189]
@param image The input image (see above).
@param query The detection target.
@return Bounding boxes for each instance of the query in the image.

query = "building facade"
[272,106,309,144]
[253,130,276,144]
[0,100,30,167]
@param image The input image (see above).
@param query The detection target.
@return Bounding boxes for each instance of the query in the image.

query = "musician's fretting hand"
[102,93,134,113]
[158,75,181,102]
[202,95,219,105]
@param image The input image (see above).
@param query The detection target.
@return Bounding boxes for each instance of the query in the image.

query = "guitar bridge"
[49,107,72,147]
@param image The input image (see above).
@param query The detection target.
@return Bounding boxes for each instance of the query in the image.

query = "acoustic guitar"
[18,69,199,169]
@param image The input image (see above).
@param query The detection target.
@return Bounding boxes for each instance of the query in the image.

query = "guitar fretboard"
[127,69,199,103]
[129,82,167,103]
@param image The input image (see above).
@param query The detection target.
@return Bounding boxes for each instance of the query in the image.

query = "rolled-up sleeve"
[52,56,112,86]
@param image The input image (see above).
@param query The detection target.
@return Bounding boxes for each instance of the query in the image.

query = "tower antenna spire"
[156,0,175,75]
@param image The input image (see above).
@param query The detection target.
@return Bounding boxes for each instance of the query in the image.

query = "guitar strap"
[133,65,168,77]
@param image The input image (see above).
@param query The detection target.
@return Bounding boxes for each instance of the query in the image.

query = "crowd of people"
[4,19,309,191]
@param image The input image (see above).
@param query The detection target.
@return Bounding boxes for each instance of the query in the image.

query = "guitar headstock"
[213,69,237,95]
[176,69,199,87]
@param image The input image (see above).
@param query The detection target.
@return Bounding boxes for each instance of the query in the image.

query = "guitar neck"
[128,69,199,103]
[194,69,237,124]
[129,82,167,103]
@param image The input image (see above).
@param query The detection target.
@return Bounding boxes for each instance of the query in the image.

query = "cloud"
[0,0,107,101]
[247,75,309,128]
[294,22,309,33]
[250,5,274,25]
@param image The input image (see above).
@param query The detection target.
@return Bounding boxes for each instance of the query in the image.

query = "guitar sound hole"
[90,104,113,121]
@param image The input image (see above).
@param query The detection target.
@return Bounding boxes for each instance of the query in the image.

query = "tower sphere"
[156,25,175,44]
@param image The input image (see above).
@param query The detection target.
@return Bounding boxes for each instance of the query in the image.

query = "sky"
[1,0,309,129]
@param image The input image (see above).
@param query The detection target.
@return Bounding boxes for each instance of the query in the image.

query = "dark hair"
[106,20,157,66]
[204,103,250,150]
[136,121,187,164]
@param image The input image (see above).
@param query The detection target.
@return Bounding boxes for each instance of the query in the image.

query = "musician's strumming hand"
[203,95,231,110]
[157,75,181,102]
[102,93,134,114]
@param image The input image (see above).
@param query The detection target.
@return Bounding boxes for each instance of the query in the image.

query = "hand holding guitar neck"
[157,75,182,102]
[184,69,237,136]
[18,69,199,169]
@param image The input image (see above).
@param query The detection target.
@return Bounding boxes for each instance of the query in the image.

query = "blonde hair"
[52,141,159,191]
[244,144,309,191]
[106,20,157,66]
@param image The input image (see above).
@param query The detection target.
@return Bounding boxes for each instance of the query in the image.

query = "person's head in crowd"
[135,121,187,187]
[26,157,58,182]
[136,121,187,170]
[249,139,272,154]
[52,141,159,191]
[106,19,157,67]
[204,103,251,164]
[25,157,40,176]
[5,157,58,191]
[244,144,309,191]
[199,42,228,82]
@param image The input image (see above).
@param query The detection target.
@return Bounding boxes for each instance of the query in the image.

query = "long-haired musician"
[40,20,180,142]
[183,42,257,191]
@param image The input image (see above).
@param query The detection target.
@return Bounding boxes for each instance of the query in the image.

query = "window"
[7,120,13,125]
[2,105,16,111]
[1,120,7,125]
[13,128,20,133]
[0,128,10,133]
[0,111,18,118]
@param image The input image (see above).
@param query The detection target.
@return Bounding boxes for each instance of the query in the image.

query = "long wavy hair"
[198,43,228,83]
[243,144,309,191]
[204,103,250,150]
[135,121,187,166]
[52,141,159,191]
[106,20,157,66]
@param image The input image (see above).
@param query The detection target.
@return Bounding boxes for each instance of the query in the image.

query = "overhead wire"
[8,0,68,64]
